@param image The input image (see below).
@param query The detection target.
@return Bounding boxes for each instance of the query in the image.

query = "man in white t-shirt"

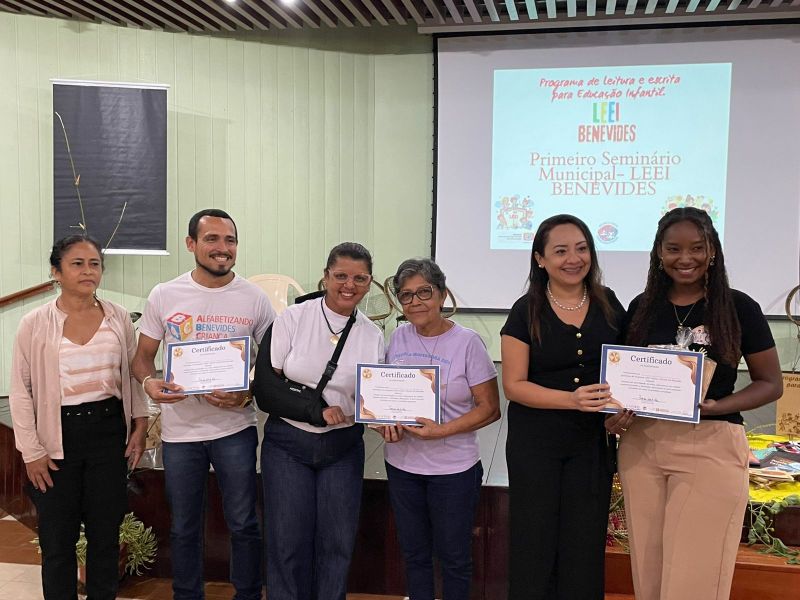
[133,209,275,600]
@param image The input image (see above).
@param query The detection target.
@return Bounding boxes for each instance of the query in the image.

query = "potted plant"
[33,512,157,586]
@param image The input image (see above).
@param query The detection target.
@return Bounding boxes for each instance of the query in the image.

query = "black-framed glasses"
[396,286,434,305]
[330,271,372,287]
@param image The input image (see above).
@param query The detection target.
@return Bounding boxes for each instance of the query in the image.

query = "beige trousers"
[618,419,749,600]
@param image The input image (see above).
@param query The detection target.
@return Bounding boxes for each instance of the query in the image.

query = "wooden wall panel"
[0,424,36,530]
[242,42,263,278]
[256,42,279,279]
[0,16,20,390]
[0,11,432,396]
[307,48,326,287]
[2,11,797,372]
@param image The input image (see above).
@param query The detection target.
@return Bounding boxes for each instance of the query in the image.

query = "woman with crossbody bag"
[253,242,385,600]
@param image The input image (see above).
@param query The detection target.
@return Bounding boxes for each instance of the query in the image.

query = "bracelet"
[142,375,153,390]
[238,392,253,408]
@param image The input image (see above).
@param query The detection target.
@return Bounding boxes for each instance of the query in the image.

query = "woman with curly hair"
[607,207,782,600]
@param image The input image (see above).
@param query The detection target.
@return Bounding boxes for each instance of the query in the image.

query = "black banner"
[53,81,167,252]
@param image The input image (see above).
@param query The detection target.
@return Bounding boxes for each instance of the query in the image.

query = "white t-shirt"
[139,272,276,442]
[271,296,385,434]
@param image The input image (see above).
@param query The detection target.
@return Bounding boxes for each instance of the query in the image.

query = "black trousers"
[28,398,128,600]
[506,431,613,600]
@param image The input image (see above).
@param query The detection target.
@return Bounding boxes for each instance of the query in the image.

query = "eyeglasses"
[329,271,372,287]
[396,286,434,305]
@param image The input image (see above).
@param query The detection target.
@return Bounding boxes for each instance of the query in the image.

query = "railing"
[0,281,55,310]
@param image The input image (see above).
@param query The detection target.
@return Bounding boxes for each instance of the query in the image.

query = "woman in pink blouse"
[9,235,148,600]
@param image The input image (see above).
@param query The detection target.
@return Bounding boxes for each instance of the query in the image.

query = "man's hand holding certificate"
[355,364,441,426]
[600,344,704,423]
[166,336,251,395]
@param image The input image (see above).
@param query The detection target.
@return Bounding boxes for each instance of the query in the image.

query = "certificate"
[165,337,251,395]
[599,344,704,423]
[355,364,440,426]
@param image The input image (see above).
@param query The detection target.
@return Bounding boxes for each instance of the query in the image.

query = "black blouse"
[501,288,626,448]
[626,289,775,425]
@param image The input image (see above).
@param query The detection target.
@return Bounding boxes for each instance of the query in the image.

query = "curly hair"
[525,214,617,343]
[626,207,741,366]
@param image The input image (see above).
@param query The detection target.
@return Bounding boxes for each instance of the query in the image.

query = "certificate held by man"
[166,336,251,395]
[355,364,441,426]
[600,344,704,423]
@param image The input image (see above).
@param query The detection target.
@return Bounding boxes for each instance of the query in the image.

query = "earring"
[538,264,544,269]
[709,256,716,266]
[658,260,664,271]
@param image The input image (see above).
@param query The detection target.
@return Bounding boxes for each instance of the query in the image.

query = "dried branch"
[104,201,128,251]
[54,111,88,235]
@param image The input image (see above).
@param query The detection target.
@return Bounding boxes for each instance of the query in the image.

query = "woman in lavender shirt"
[378,258,500,600]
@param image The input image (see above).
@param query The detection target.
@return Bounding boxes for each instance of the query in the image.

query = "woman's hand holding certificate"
[599,344,704,423]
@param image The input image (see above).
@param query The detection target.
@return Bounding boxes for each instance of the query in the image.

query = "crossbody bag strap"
[315,311,357,398]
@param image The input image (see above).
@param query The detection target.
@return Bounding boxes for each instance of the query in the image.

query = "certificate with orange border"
[355,364,441,426]
[165,337,250,394]
[599,344,704,423]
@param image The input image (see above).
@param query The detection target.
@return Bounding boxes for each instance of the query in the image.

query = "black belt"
[61,397,121,418]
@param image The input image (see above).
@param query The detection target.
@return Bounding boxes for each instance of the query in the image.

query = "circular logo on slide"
[597,223,619,244]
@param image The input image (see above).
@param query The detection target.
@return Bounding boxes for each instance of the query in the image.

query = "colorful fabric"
[747,433,800,503]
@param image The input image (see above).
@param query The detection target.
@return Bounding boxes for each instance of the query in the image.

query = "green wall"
[1,12,797,404]
[0,12,433,395]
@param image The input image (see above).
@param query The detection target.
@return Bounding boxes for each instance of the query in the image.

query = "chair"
[248,274,306,316]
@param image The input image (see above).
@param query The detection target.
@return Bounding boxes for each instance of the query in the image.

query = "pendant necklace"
[414,319,453,416]
[415,320,452,362]
[321,298,347,346]
[673,301,698,348]
[547,281,587,311]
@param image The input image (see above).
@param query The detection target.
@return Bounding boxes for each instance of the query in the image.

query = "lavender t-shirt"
[384,322,497,475]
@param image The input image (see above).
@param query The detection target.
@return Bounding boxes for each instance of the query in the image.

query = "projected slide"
[490,63,732,251]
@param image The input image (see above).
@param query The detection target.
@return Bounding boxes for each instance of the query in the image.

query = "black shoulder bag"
[252,295,356,427]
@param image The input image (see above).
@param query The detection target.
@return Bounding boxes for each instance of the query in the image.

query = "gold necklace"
[546,282,587,311]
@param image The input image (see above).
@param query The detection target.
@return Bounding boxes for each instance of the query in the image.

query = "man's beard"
[196,257,234,278]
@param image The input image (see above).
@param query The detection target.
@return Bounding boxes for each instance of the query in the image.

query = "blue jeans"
[162,426,261,600]
[386,461,483,600]
[261,417,364,600]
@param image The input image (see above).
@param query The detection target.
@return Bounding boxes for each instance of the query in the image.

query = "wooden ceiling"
[0,0,797,34]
